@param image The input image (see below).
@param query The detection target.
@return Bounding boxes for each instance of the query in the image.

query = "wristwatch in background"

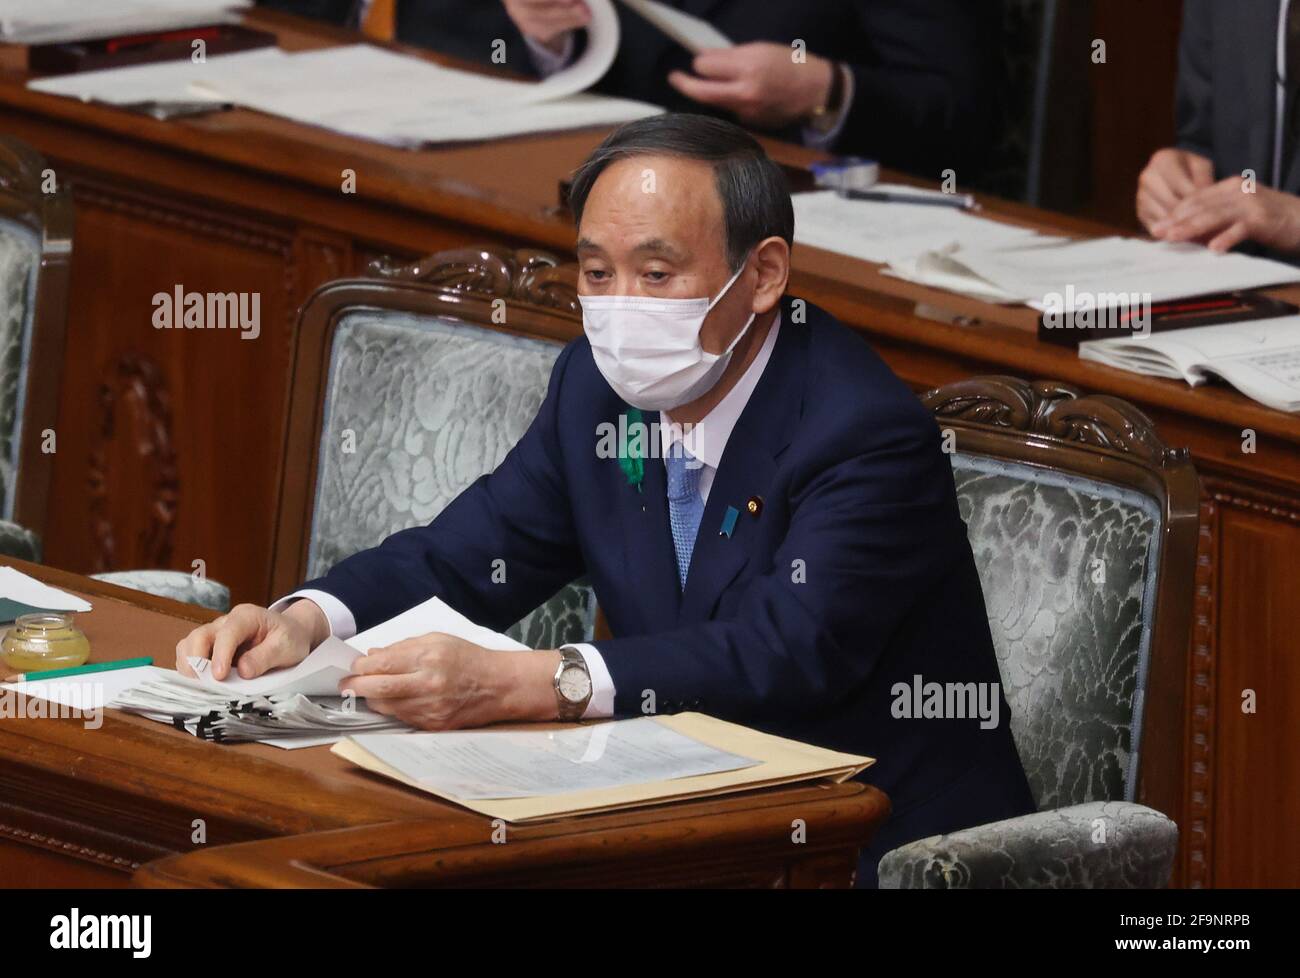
[807,61,850,136]
[554,645,593,721]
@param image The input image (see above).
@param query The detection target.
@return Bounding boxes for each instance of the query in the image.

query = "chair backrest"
[0,137,73,535]
[924,377,1198,820]
[273,246,596,648]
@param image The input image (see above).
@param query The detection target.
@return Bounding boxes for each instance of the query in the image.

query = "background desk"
[0,10,1296,887]
[0,559,886,888]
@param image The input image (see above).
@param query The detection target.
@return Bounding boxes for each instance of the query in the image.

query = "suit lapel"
[617,409,682,629]
[678,305,808,624]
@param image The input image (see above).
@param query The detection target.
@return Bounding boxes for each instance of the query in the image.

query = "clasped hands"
[1137,147,1300,255]
[502,0,836,128]
[175,602,561,730]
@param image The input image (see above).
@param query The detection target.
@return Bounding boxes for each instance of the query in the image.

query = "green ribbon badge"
[618,407,645,492]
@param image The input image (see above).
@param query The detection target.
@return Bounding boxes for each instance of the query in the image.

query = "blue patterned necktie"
[664,447,705,590]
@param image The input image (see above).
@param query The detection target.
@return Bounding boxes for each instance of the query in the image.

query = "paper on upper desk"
[190,0,619,133]
[0,0,250,44]
[350,716,758,799]
[0,567,91,613]
[27,47,290,107]
[617,0,733,52]
[1081,316,1300,413]
[793,188,1044,265]
[307,93,662,147]
[911,236,1300,311]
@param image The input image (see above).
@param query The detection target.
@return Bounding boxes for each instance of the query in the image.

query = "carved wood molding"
[923,376,1183,467]
[0,821,140,874]
[370,246,579,316]
[89,354,179,572]
[1184,495,1218,889]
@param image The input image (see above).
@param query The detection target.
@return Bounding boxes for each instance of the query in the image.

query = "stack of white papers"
[1081,316,1300,412]
[27,0,664,146]
[885,236,1300,309]
[1,0,249,44]
[5,594,527,748]
[793,188,1049,266]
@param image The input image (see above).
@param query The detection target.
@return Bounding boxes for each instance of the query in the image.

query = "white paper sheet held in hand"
[350,717,758,799]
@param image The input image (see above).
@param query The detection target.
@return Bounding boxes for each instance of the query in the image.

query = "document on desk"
[27,47,291,107]
[335,712,875,821]
[886,236,1300,308]
[1,0,250,44]
[1081,316,1300,412]
[0,566,92,615]
[793,188,1048,265]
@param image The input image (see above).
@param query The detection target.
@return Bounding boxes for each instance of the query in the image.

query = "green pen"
[8,657,153,683]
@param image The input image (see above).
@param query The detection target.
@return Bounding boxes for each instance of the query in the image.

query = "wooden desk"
[0,10,1296,887]
[0,558,887,888]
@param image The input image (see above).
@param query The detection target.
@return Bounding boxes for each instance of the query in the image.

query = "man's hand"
[1150,178,1300,254]
[340,634,561,730]
[667,43,835,129]
[175,601,327,680]
[502,0,590,54]
[1136,147,1214,232]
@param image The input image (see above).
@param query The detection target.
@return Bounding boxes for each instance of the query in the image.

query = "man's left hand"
[1151,178,1300,255]
[667,43,835,130]
[340,634,560,730]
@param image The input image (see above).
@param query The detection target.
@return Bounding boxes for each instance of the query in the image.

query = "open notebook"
[1080,315,1300,412]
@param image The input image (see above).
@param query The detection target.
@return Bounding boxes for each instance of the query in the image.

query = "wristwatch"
[553,646,593,721]
[808,61,849,135]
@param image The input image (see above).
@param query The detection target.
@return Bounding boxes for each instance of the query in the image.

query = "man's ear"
[750,236,790,315]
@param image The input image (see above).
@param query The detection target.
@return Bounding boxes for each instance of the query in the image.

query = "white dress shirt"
[275,313,781,720]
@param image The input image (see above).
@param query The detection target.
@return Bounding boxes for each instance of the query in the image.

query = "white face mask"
[579,262,755,411]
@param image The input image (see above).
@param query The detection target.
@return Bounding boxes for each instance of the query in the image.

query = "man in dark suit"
[256,0,1001,179]
[1139,0,1300,258]
[177,114,1033,886]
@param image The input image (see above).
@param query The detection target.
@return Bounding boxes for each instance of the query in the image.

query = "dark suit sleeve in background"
[1174,0,1216,160]
[837,0,1002,179]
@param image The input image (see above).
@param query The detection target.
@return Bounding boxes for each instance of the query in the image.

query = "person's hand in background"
[1150,178,1300,255]
[1136,147,1215,233]
[667,43,835,130]
[502,0,591,54]
[174,601,327,680]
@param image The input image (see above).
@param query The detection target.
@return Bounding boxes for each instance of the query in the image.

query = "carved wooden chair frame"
[923,376,1200,833]
[0,136,74,535]
[269,245,584,598]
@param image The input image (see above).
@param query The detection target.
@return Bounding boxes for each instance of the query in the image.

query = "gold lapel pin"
[746,495,763,518]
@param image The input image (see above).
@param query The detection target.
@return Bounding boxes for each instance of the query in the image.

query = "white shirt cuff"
[523,32,576,76]
[562,642,615,719]
[802,62,856,151]
[270,589,358,641]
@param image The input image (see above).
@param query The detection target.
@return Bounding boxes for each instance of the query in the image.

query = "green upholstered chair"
[270,247,597,648]
[0,137,229,613]
[877,377,1199,889]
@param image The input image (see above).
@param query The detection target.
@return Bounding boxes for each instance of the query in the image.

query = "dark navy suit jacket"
[303,296,1035,885]
[257,0,1001,178]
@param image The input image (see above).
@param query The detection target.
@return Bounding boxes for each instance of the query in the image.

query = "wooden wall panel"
[44,180,302,604]
[1212,504,1300,886]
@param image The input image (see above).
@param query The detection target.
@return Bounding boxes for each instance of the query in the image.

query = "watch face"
[558,664,591,704]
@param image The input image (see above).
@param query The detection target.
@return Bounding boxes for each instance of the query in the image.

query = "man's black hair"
[568,113,795,270]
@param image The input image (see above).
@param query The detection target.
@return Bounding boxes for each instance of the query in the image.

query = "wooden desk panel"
[1,10,1297,887]
[0,559,887,888]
